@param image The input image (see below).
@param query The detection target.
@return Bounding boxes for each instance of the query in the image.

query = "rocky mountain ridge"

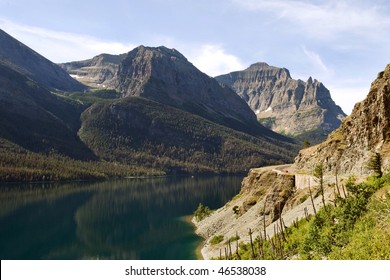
[0,30,298,177]
[195,63,390,259]
[59,53,127,88]
[295,63,390,176]
[111,46,266,135]
[0,29,86,92]
[216,63,346,143]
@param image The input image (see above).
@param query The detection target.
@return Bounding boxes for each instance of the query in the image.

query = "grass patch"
[210,235,224,245]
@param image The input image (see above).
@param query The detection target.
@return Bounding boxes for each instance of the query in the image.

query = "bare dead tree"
[249,228,255,259]
[258,232,263,259]
[308,178,317,215]
[263,197,267,241]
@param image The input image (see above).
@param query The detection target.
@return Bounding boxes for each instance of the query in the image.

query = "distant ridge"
[216,63,346,143]
[295,63,390,176]
[0,29,86,91]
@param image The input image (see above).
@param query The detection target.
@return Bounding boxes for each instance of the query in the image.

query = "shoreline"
[182,215,204,260]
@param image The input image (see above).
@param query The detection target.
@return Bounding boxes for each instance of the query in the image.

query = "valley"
[1,27,389,261]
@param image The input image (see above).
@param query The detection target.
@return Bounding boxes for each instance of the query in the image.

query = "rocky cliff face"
[195,165,331,259]
[295,63,390,176]
[111,46,271,135]
[59,53,126,88]
[216,63,346,142]
[0,29,86,92]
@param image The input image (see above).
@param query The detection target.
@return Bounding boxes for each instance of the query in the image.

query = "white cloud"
[0,18,136,62]
[1,19,244,77]
[231,0,390,41]
[189,44,245,77]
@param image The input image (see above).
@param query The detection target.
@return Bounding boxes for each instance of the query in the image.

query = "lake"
[0,175,242,260]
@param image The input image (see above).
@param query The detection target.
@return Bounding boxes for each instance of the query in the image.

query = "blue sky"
[1,0,390,114]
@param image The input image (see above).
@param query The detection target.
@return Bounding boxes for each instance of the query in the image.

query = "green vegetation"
[227,234,240,243]
[65,89,122,106]
[80,97,298,174]
[294,128,330,146]
[194,203,213,222]
[0,139,164,182]
[219,173,390,260]
[303,140,311,148]
[258,117,276,129]
[366,152,383,178]
[210,235,224,245]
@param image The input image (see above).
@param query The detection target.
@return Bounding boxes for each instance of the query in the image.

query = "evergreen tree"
[367,152,382,178]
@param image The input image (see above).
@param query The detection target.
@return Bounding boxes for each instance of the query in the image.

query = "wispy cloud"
[0,18,136,62]
[301,46,330,75]
[231,0,390,41]
[1,19,244,77]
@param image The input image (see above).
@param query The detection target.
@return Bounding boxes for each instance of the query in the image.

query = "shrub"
[210,235,224,245]
[194,203,213,222]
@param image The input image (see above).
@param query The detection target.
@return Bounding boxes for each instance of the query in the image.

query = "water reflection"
[0,176,241,259]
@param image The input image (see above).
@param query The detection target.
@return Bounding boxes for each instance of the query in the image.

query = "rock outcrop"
[216,63,346,142]
[195,165,333,259]
[295,63,390,176]
[59,53,126,88]
[111,46,278,135]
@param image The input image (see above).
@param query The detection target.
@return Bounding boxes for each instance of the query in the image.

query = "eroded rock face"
[59,53,127,88]
[216,63,346,141]
[295,64,390,176]
[195,167,295,243]
[111,46,264,133]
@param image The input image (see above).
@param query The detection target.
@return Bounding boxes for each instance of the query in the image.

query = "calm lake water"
[0,176,242,260]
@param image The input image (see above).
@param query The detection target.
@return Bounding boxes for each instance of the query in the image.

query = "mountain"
[59,53,127,88]
[0,63,94,159]
[295,63,390,176]
[78,96,297,173]
[0,30,299,179]
[110,46,269,135]
[195,63,390,260]
[0,29,86,92]
[216,62,346,143]
[61,46,299,173]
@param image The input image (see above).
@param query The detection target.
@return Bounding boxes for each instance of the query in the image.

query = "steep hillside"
[111,46,272,136]
[0,30,299,179]
[216,63,346,142]
[59,53,126,88]
[0,63,94,160]
[0,29,86,92]
[196,63,390,260]
[295,63,390,176]
[79,97,297,174]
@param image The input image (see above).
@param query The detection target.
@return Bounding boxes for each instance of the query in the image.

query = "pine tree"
[367,152,382,178]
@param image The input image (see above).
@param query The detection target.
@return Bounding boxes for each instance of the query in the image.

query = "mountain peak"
[0,29,86,91]
[129,45,189,63]
[215,63,345,142]
[295,63,390,176]
[112,46,265,134]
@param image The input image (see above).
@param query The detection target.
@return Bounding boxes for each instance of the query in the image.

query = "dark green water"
[0,176,242,260]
